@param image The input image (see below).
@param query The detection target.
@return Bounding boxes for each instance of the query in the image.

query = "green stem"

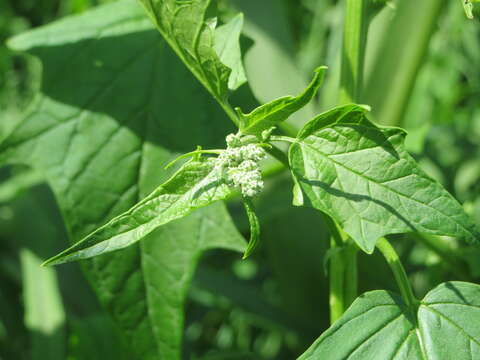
[339,0,368,104]
[376,237,417,308]
[343,245,358,310]
[266,145,289,169]
[328,0,368,324]
[221,101,241,127]
[329,240,346,324]
[364,0,443,126]
[323,215,345,323]
[323,215,358,323]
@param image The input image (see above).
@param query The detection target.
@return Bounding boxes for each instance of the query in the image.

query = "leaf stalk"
[376,237,418,308]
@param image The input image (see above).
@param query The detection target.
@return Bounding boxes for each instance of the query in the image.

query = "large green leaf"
[44,158,233,265]
[138,0,242,102]
[299,281,480,359]
[289,104,479,253]
[1,1,245,359]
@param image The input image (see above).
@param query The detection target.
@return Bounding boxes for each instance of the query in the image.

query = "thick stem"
[323,215,358,323]
[376,237,417,308]
[323,215,345,323]
[339,0,368,104]
[343,245,358,309]
[329,239,346,323]
[329,0,368,324]
[364,0,443,126]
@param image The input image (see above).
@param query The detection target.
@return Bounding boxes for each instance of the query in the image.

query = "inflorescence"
[215,133,266,197]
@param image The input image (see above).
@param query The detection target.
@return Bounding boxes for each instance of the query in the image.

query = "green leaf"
[289,104,479,253]
[44,158,232,265]
[214,13,247,91]
[299,281,480,359]
[68,314,133,360]
[1,1,245,359]
[463,0,475,19]
[241,196,260,259]
[232,0,319,130]
[140,202,246,359]
[138,0,241,103]
[237,66,327,136]
[21,249,66,360]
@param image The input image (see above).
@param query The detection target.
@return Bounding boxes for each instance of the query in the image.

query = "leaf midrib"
[298,137,473,238]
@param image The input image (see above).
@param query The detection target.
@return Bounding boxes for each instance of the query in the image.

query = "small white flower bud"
[215,134,266,198]
[226,133,242,148]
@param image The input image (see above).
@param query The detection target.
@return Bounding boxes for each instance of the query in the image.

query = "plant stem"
[328,0,368,324]
[376,237,417,308]
[265,145,289,168]
[323,215,345,323]
[343,245,358,310]
[364,0,443,126]
[323,214,358,323]
[339,0,368,104]
[329,239,346,323]
[221,101,240,127]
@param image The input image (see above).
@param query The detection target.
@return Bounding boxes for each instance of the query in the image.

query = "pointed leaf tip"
[238,66,328,136]
[44,159,233,264]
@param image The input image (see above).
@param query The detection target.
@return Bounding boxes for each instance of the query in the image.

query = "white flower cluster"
[216,134,266,197]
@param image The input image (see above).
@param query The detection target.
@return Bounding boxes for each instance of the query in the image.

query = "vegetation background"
[1,0,479,359]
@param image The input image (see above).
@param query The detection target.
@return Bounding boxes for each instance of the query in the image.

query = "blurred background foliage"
[1,0,480,359]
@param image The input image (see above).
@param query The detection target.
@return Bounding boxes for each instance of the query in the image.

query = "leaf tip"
[314,65,328,73]
[358,104,372,112]
[311,66,328,87]
[5,36,22,51]
[41,257,56,267]
[234,12,244,22]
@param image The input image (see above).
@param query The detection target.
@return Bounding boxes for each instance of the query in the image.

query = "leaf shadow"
[443,282,469,304]
[298,177,417,233]
[341,123,401,160]
[192,177,226,200]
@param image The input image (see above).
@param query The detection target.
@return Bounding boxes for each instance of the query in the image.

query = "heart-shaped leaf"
[1,1,245,358]
[289,104,479,253]
[299,281,480,359]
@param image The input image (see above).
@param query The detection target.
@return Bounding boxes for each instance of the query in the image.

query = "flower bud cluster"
[216,134,266,197]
